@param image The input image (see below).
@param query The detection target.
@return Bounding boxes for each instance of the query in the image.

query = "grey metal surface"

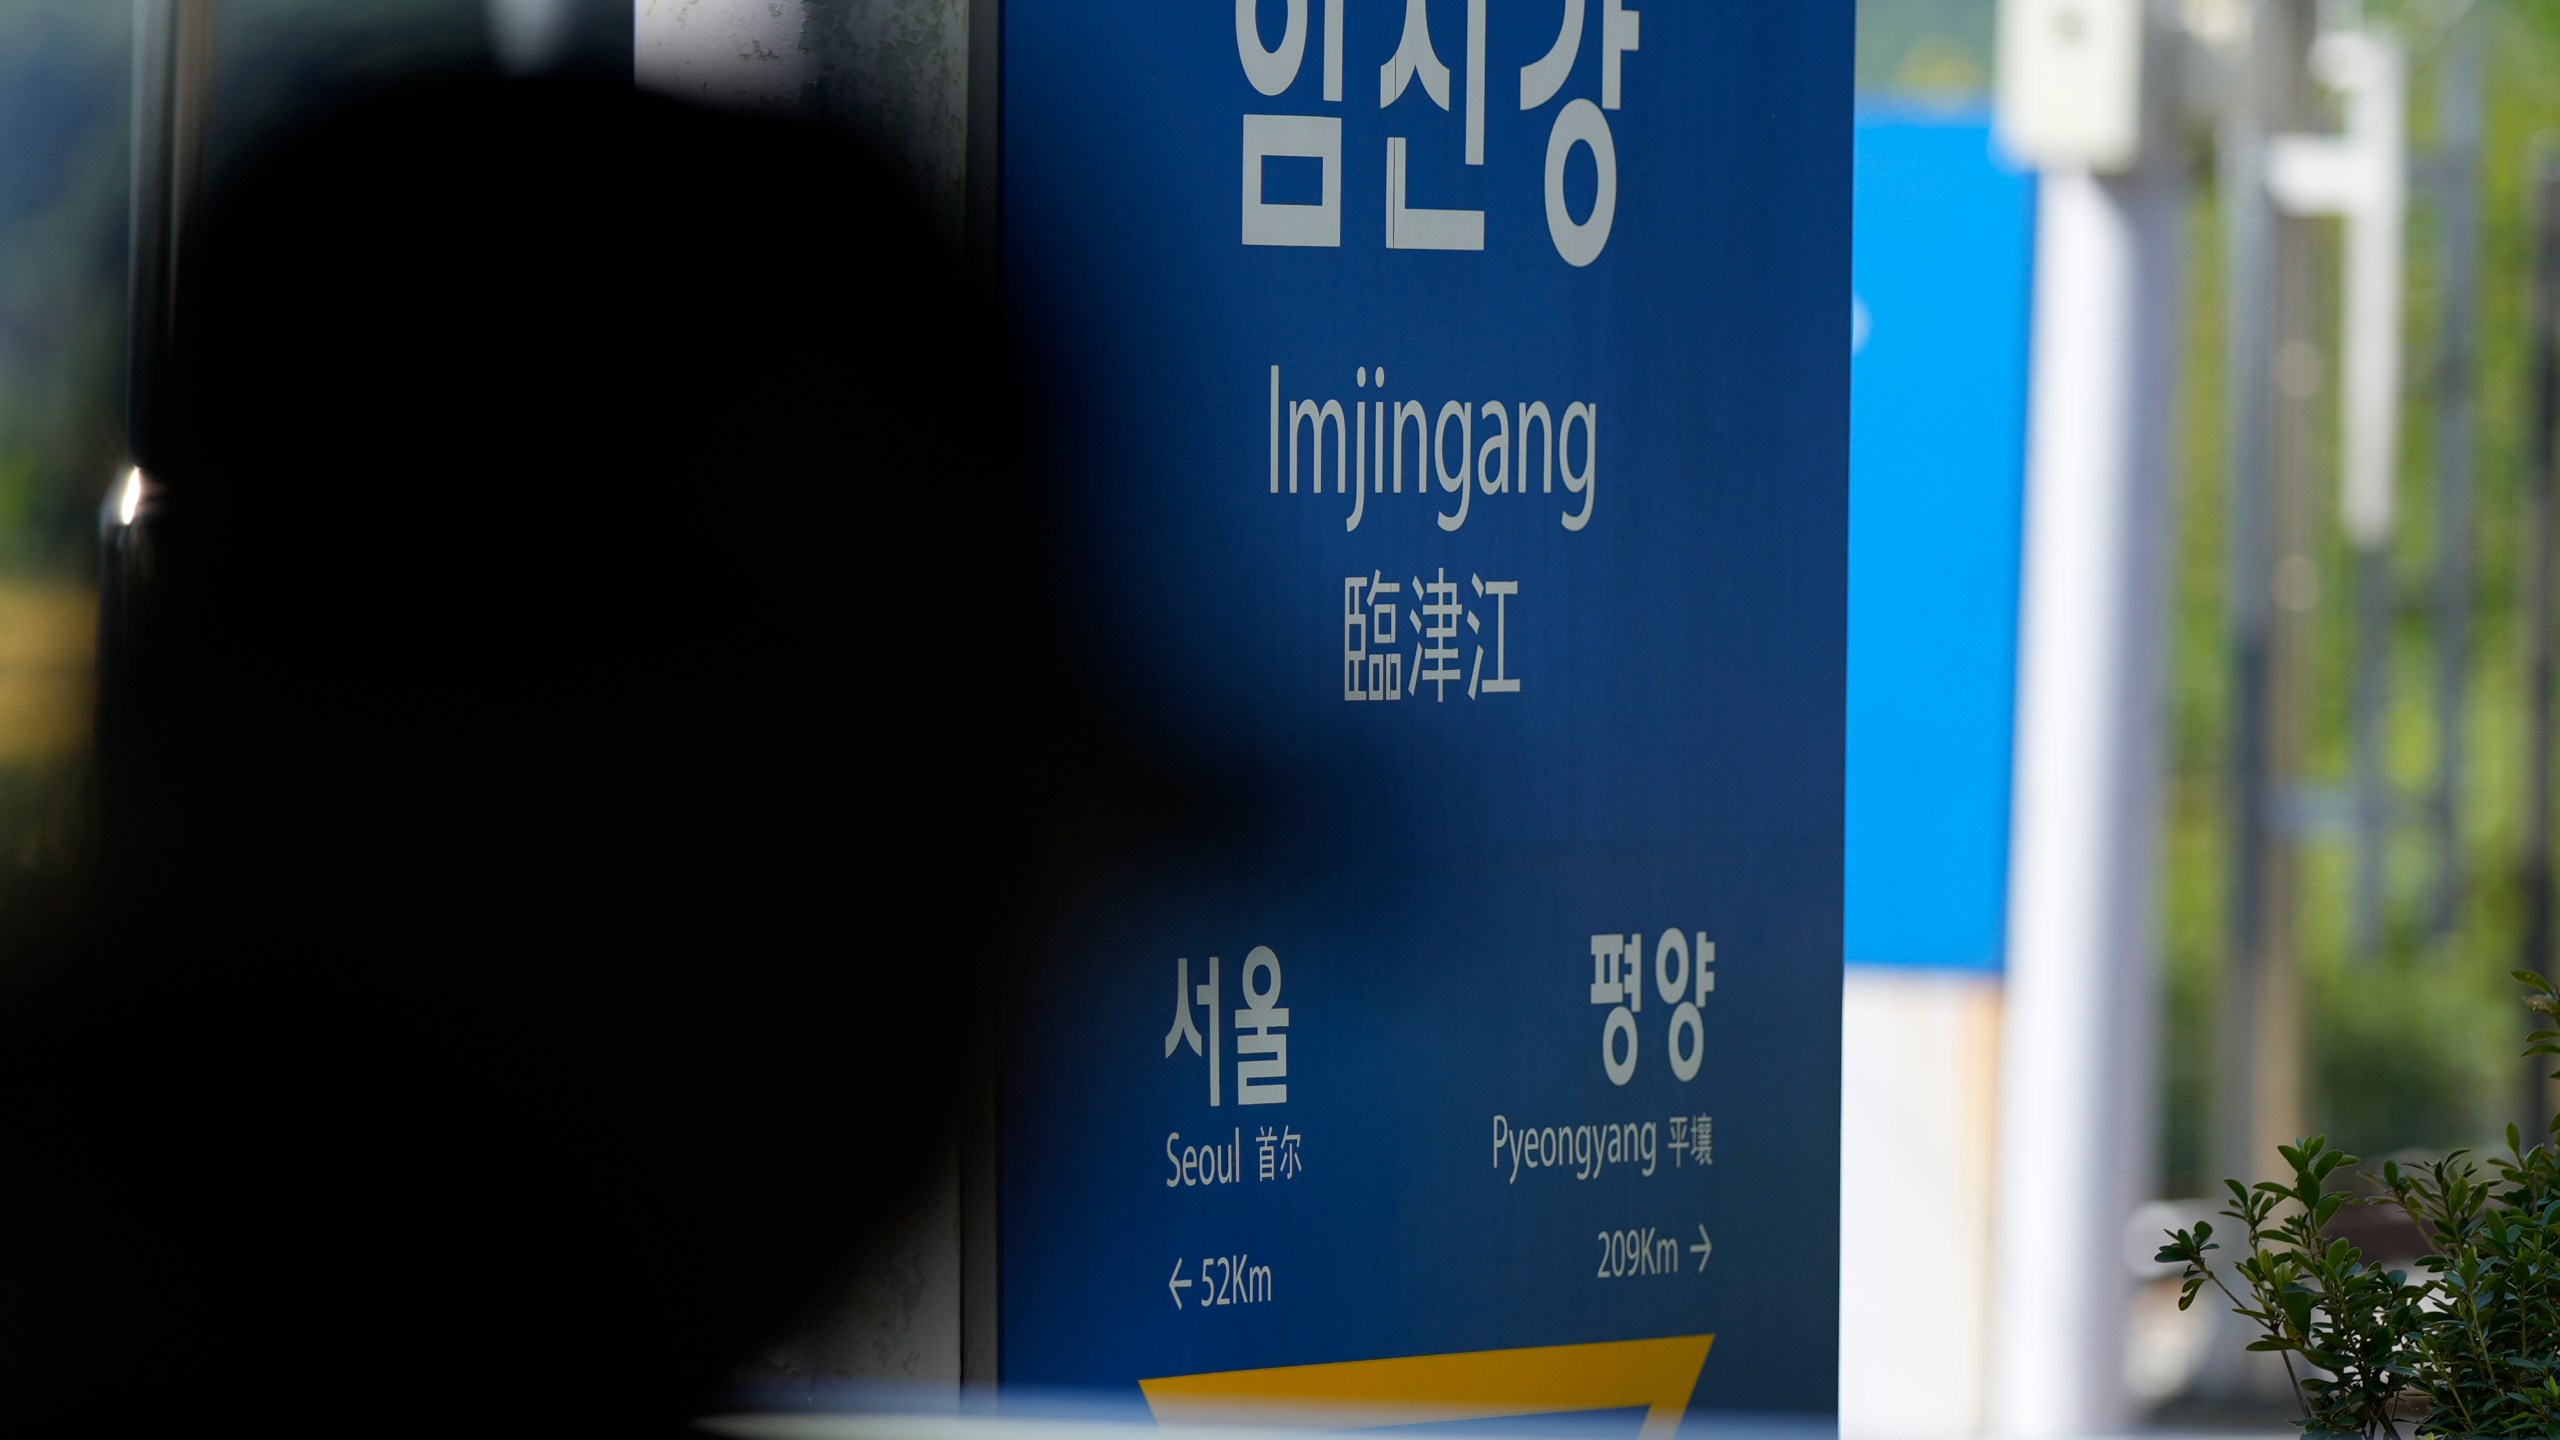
[2430,13,2482,941]
[2350,537,2388,959]
[629,0,979,1390]
[127,0,215,457]
[635,0,971,240]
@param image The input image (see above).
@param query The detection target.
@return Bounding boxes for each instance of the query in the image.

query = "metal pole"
[125,0,215,465]
[2431,19,2481,942]
[2330,27,2412,964]
[105,0,213,778]
[127,0,176,458]
[2259,26,2406,962]
[2220,0,2319,1196]
[2523,155,2560,1136]
[2352,540,2388,957]
[1989,155,2182,1440]
[2258,22,2320,1171]
[2204,16,2314,1407]
[960,0,1004,1390]
[2220,23,2278,1186]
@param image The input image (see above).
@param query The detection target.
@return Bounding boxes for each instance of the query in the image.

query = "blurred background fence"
[1855,0,2554,1211]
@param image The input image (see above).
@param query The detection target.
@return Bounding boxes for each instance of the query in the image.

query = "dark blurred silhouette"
[0,74,1043,1437]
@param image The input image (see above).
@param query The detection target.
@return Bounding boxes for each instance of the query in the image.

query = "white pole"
[1987,160,2181,1439]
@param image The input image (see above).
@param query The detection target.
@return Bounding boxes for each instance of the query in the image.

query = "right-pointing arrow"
[1169,1257,1193,1310]
[1690,1225,1712,1272]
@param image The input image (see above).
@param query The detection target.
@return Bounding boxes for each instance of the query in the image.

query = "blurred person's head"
[0,72,1044,1436]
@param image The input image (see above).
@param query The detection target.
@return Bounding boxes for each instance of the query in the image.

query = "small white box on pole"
[1997,0,2149,172]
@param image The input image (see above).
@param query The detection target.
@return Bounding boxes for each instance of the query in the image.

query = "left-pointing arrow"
[1169,1258,1193,1310]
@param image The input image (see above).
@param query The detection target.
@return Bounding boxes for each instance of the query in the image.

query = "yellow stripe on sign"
[1140,1334,1714,1440]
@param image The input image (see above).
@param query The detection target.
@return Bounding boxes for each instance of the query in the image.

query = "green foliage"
[2155,0,2560,1204]
[2312,956,2521,1161]
[2163,973,2560,1436]
[2161,1137,2422,1438]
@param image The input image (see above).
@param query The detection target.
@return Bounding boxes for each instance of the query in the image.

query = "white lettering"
[1165,1128,1246,1187]
[1477,402,1511,494]
[1434,400,1473,531]
[1488,1117,1663,1185]
[1561,401,1598,531]
[1265,366,1597,533]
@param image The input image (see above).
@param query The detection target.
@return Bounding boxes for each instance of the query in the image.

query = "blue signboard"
[1000,3,1848,1429]
[1843,111,2036,973]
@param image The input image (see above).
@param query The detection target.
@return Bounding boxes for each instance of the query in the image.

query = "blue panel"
[1001,2,1851,1423]
[1844,111,2035,973]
